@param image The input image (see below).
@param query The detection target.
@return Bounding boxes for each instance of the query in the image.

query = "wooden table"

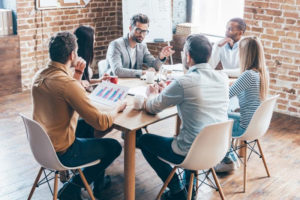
[112,78,179,200]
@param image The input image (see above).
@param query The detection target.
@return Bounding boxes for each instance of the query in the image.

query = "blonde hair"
[239,36,269,101]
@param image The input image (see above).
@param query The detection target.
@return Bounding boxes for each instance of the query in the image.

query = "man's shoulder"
[109,37,125,46]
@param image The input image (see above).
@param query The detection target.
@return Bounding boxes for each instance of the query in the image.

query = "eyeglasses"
[135,27,149,35]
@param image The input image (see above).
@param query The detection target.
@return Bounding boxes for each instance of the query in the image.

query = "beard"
[132,35,144,43]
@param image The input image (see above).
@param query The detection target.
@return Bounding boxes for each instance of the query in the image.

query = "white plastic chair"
[232,95,279,192]
[98,59,108,77]
[20,114,100,200]
[156,120,234,200]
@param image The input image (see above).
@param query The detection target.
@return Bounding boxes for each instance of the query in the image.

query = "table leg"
[124,130,136,200]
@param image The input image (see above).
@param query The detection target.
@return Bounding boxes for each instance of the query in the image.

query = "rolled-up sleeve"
[146,80,184,114]
[63,80,113,131]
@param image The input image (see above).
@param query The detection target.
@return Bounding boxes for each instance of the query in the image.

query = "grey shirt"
[146,63,229,156]
[106,36,164,78]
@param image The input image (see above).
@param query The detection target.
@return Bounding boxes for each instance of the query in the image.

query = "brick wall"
[244,0,300,117]
[16,0,122,90]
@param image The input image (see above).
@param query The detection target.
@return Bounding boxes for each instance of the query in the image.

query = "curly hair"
[49,32,77,64]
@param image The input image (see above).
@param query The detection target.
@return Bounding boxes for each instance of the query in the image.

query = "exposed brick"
[288,107,298,112]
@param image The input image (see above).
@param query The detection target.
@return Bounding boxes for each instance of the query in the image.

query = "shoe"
[58,182,82,200]
[214,157,238,173]
[93,175,111,199]
[161,189,187,200]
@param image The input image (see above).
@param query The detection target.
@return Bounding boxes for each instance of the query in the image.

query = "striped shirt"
[229,70,261,129]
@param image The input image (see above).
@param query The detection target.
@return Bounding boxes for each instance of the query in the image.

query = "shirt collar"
[187,63,211,74]
[48,61,72,76]
[225,41,239,50]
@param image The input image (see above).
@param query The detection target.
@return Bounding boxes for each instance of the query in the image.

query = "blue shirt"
[146,63,229,156]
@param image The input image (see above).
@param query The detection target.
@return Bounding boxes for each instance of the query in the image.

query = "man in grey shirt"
[106,13,174,78]
[138,34,229,200]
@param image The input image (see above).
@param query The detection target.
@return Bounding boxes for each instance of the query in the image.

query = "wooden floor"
[0,91,300,200]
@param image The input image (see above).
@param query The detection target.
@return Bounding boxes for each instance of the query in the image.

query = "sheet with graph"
[89,82,129,106]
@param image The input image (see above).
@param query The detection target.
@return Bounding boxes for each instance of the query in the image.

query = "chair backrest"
[98,59,107,77]
[237,95,279,141]
[20,114,67,171]
[179,120,233,171]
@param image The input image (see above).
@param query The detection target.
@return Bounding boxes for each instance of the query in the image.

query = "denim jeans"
[57,120,122,190]
[138,134,186,194]
[224,112,246,162]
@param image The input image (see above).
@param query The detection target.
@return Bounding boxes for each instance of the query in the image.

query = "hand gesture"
[159,46,175,60]
[146,84,159,97]
[218,37,234,47]
[74,57,86,73]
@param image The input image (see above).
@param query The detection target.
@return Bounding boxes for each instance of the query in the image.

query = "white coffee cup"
[133,95,145,110]
[146,71,155,84]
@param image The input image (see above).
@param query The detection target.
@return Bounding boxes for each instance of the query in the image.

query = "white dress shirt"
[209,41,241,78]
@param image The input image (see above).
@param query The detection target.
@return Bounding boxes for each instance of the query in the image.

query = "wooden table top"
[93,78,178,132]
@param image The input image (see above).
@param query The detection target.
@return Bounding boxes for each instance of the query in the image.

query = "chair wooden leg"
[27,167,44,200]
[211,168,226,200]
[256,139,270,177]
[243,141,247,193]
[53,171,59,200]
[78,169,95,200]
[156,166,178,200]
[195,171,198,199]
[187,172,194,200]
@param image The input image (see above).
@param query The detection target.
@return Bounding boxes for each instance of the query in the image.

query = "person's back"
[138,34,229,200]
[172,64,229,154]
[32,62,82,151]
[32,31,127,200]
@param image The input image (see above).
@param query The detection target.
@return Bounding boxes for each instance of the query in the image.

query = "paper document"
[89,83,129,106]
[162,64,184,71]
[128,86,147,97]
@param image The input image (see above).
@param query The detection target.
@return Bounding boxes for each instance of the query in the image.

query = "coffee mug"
[110,76,118,84]
[133,95,145,110]
[146,71,155,84]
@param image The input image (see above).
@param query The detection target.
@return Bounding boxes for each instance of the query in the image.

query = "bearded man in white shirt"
[209,18,246,78]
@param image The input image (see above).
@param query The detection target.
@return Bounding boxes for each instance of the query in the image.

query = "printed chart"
[89,83,129,106]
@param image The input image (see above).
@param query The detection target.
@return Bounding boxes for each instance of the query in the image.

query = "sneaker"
[161,189,187,200]
[214,156,239,173]
[58,182,82,200]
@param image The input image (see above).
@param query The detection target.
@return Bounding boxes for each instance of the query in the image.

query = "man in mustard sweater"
[32,31,126,200]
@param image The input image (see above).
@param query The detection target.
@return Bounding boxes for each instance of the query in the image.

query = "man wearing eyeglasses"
[106,13,174,78]
[209,18,246,78]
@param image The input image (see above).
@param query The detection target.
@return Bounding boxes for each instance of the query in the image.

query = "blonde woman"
[215,36,269,173]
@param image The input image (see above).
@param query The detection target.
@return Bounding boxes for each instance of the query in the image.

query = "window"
[192,0,244,37]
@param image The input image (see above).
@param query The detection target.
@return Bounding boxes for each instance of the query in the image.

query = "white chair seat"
[156,120,234,200]
[20,114,98,200]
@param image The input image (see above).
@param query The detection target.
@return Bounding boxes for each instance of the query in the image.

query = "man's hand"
[159,46,175,60]
[74,57,86,73]
[142,67,156,75]
[146,84,160,97]
[157,81,166,93]
[80,80,90,88]
[115,101,127,112]
[218,37,234,47]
